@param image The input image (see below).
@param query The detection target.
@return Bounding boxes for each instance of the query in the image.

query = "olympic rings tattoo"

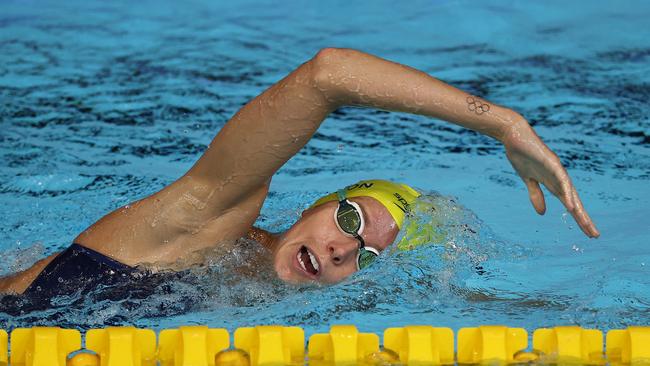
[466,96,490,115]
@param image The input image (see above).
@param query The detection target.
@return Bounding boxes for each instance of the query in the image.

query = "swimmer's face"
[272,197,399,284]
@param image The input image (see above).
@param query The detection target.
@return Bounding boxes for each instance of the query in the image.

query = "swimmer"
[0,48,599,301]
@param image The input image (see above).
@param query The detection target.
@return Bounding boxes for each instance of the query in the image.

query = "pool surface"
[1,0,649,335]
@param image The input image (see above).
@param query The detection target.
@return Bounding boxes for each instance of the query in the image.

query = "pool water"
[1,0,649,335]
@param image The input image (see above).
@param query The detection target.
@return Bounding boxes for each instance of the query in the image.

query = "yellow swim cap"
[310,179,421,229]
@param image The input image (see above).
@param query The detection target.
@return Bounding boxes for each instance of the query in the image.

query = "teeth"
[307,249,319,272]
[297,251,307,272]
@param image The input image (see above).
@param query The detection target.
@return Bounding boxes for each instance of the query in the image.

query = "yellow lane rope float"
[1,325,649,366]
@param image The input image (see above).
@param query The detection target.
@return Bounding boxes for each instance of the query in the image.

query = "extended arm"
[190,47,598,237]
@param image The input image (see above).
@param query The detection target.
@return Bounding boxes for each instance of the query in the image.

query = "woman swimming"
[0,48,599,301]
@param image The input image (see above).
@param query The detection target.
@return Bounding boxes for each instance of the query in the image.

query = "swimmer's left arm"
[0,253,59,294]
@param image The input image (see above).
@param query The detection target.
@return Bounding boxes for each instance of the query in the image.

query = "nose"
[327,239,358,265]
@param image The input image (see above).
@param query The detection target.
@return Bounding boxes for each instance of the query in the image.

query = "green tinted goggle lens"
[357,248,378,270]
[336,205,362,234]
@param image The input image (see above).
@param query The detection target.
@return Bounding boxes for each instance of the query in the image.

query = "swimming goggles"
[335,190,380,270]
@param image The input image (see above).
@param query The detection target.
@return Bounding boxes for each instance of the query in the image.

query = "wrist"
[496,111,529,144]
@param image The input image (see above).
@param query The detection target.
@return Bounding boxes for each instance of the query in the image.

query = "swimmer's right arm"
[187,47,598,238]
[88,46,594,261]
[315,49,599,237]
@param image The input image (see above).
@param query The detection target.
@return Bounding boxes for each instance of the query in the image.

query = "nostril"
[329,243,353,265]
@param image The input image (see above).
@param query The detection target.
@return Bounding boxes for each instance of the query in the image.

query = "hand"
[500,119,600,238]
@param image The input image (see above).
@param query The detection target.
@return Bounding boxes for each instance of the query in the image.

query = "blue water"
[1,0,649,338]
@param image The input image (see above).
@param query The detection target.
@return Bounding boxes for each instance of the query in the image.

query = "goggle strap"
[336,189,347,202]
[355,234,366,249]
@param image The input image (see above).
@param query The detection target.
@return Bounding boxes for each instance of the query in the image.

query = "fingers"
[539,165,599,238]
[559,179,575,212]
[547,166,575,213]
[551,178,600,238]
[553,171,599,238]
[524,178,546,215]
[568,188,600,238]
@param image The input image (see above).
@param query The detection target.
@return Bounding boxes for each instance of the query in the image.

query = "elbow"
[309,47,357,94]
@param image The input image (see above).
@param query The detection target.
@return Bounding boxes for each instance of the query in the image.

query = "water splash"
[1,191,539,332]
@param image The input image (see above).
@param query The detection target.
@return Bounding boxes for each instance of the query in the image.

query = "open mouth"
[296,245,320,277]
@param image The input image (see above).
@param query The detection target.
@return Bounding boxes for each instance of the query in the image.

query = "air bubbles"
[0,242,46,275]
[561,212,569,224]
[571,244,584,253]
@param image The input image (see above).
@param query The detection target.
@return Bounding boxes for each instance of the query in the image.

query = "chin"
[274,262,294,283]
[275,267,310,285]
[273,250,302,284]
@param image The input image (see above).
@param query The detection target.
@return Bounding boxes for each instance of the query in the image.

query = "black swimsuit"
[0,244,193,318]
[23,243,139,302]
